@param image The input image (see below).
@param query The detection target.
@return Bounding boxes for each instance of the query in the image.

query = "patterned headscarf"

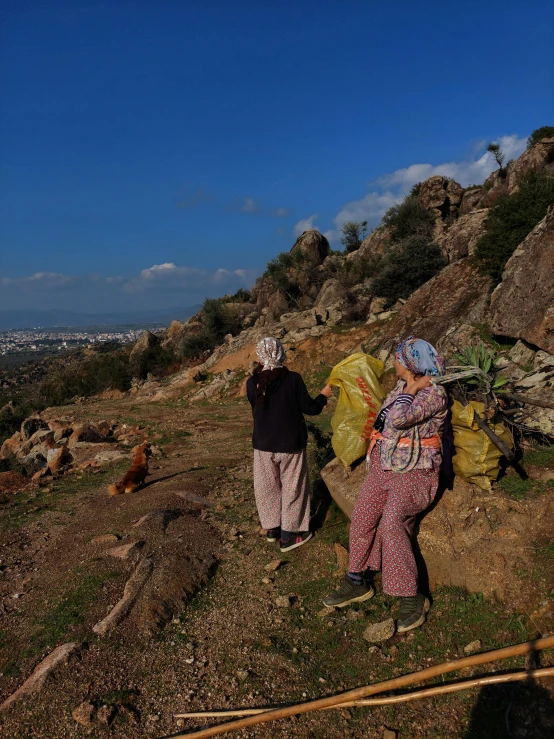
[396,336,445,377]
[256,337,286,371]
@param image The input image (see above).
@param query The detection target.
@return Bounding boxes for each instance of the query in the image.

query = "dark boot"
[397,593,430,633]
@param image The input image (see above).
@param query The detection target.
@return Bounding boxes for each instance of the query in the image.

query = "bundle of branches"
[449,343,515,460]
[438,343,554,459]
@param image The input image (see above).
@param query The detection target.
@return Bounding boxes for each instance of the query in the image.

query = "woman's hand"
[320,384,333,398]
[405,375,432,395]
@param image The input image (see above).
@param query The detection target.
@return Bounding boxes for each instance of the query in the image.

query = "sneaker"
[279,531,313,552]
[322,576,375,608]
[397,593,430,633]
[266,527,280,543]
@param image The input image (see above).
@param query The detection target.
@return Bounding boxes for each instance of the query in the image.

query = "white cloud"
[228,196,263,214]
[328,134,528,235]
[323,229,339,244]
[376,134,527,191]
[241,197,262,214]
[273,207,289,218]
[292,213,319,238]
[123,262,254,293]
[0,272,75,289]
[333,192,397,230]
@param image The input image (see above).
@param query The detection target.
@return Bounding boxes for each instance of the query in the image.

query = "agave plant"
[454,343,510,392]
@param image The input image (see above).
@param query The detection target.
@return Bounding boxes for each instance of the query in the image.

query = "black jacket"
[246,370,327,453]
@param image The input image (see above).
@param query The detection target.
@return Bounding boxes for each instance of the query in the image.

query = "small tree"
[340,220,368,253]
[487,143,505,170]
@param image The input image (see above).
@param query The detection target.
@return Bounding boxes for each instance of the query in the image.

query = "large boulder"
[507,137,554,193]
[490,205,554,353]
[0,431,24,459]
[459,187,485,215]
[437,209,489,262]
[418,176,463,216]
[347,225,391,263]
[313,279,348,310]
[290,229,330,264]
[321,457,553,608]
[67,424,107,447]
[21,417,48,441]
[130,330,160,362]
[279,309,320,333]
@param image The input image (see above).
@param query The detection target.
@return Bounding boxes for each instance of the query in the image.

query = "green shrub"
[36,350,132,407]
[527,126,554,148]
[371,236,447,306]
[340,220,367,253]
[131,344,176,380]
[382,189,435,242]
[0,403,29,446]
[180,329,217,360]
[226,288,251,303]
[475,171,554,283]
[180,297,245,360]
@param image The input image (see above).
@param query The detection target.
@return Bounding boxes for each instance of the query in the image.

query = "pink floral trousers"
[348,450,439,597]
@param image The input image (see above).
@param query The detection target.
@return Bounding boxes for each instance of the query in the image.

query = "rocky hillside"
[118,132,554,435]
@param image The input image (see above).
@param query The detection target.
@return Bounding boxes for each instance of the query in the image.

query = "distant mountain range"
[0,306,201,330]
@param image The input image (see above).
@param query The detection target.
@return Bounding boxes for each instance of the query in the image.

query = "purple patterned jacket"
[375,380,448,472]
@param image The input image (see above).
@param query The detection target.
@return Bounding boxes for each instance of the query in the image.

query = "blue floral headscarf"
[396,336,445,377]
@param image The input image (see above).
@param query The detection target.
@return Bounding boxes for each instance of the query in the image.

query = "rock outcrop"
[129,330,160,364]
[507,137,554,193]
[437,209,489,262]
[490,205,554,353]
[370,259,492,359]
[418,176,463,240]
[290,229,331,263]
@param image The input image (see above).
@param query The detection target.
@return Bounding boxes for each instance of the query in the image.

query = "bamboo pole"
[174,666,554,719]
[170,635,554,738]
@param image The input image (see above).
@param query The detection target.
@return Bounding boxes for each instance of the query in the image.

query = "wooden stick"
[453,390,515,460]
[170,635,554,738]
[174,667,554,718]
[497,392,554,412]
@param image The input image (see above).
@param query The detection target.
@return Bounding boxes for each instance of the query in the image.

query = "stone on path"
[0,642,81,711]
[463,639,482,655]
[107,541,144,559]
[72,701,95,727]
[265,560,283,572]
[97,703,117,726]
[91,534,120,545]
[275,595,292,608]
[93,558,154,635]
[363,618,395,644]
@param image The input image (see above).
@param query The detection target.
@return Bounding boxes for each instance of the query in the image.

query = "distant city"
[0,326,157,358]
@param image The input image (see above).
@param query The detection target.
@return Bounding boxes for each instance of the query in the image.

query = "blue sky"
[1,0,553,313]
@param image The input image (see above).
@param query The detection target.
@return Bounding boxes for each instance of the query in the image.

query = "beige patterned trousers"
[253,449,311,533]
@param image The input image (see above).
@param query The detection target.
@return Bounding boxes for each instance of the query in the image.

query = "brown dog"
[107,441,152,496]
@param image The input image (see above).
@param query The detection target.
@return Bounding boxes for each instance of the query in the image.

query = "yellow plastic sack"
[328,353,386,468]
[451,400,514,491]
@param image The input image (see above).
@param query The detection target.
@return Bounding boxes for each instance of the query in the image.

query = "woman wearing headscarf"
[247,337,333,552]
[323,336,447,633]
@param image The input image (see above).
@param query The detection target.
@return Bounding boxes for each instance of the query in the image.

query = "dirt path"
[0,395,552,738]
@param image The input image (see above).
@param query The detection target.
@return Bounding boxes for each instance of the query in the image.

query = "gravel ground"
[0,394,552,738]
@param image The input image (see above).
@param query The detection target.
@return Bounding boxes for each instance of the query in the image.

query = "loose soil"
[0,393,553,738]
